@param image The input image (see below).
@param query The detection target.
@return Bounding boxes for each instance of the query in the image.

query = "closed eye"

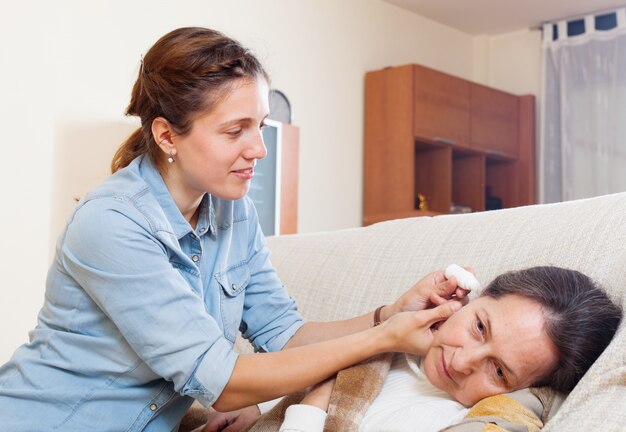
[226,128,243,137]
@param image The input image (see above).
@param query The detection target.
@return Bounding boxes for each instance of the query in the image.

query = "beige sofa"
[245,192,626,431]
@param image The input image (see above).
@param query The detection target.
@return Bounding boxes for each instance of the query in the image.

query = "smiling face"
[163,77,270,202]
[422,294,559,407]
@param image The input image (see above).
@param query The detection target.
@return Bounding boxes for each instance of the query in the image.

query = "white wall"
[0,2,55,364]
[2,0,532,363]
[47,0,475,245]
[473,29,542,96]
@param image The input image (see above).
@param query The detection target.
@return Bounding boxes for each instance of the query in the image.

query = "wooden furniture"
[363,64,536,226]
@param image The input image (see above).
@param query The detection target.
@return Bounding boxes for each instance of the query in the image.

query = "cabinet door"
[364,66,416,218]
[414,65,470,148]
[470,84,519,157]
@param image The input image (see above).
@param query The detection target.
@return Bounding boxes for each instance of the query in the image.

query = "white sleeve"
[279,404,327,432]
[258,397,283,414]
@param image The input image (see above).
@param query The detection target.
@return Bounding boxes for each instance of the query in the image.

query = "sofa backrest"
[261,192,626,432]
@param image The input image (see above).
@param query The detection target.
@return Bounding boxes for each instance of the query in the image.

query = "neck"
[161,170,204,228]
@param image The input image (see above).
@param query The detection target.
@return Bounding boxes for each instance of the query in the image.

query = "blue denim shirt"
[0,155,303,431]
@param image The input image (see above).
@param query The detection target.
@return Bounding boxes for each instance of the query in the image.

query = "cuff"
[181,337,239,407]
[258,397,283,414]
[258,319,304,353]
[279,404,327,432]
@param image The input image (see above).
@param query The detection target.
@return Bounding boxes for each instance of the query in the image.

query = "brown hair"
[482,266,622,393]
[111,27,269,173]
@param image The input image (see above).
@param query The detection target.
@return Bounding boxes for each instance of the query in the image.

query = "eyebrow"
[219,114,270,128]
[481,307,520,387]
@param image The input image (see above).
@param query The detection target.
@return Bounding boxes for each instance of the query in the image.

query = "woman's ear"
[151,116,176,157]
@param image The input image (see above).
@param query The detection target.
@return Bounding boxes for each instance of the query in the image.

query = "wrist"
[367,321,395,353]
[372,304,399,327]
[380,303,399,322]
[301,389,332,411]
[373,305,385,326]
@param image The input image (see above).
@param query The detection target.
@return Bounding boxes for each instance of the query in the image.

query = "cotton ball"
[445,264,481,291]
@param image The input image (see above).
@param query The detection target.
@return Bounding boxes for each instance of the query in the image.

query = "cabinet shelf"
[364,64,536,226]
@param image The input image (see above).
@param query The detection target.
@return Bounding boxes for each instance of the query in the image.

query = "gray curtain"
[540,9,626,203]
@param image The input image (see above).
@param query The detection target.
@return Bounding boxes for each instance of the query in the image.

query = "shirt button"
[199,227,206,233]
[231,283,236,290]
[192,255,200,262]
[150,403,158,411]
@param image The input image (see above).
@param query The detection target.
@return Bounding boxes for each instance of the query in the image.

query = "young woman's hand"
[383,269,473,320]
[198,405,261,432]
[380,301,462,355]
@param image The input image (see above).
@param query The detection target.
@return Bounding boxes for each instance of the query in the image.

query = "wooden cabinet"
[363,65,415,217]
[364,64,536,226]
[470,83,519,157]
[414,65,470,148]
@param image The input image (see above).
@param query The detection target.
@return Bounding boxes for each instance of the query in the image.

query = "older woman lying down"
[195,266,622,432]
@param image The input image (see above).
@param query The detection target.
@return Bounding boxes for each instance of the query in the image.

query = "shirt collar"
[195,194,217,237]
[138,155,215,239]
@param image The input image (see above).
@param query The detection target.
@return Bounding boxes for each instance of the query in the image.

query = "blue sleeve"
[239,198,304,352]
[61,197,238,407]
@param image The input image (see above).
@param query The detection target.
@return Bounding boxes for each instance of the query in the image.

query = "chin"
[213,187,250,201]
[224,193,248,201]
[453,393,476,408]
[423,351,464,404]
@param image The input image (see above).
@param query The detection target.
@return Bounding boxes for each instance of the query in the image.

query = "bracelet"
[373,305,386,327]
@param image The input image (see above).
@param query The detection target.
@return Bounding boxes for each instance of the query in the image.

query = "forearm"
[282,269,463,350]
[214,301,461,412]
[214,324,389,411]
[283,305,397,349]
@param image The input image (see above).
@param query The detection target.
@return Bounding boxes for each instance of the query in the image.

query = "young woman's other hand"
[384,269,473,320]
[380,301,462,355]
[198,405,261,432]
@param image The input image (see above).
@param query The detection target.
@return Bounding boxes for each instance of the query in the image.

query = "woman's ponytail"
[111,128,148,173]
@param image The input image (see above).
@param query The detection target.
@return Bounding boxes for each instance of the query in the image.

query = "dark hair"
[481,266,622,393]
[111,27,269,173]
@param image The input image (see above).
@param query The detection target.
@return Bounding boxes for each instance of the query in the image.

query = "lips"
[231,167,254,180]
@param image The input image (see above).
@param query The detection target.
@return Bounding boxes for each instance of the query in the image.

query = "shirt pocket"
[215,262,250,343]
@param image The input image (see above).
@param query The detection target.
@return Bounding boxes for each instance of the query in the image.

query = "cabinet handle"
[433,136,456,146]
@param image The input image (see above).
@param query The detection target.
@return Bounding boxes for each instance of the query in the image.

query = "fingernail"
[450,301,462,312]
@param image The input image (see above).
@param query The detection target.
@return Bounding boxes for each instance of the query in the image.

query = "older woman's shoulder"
[439,387,564,432]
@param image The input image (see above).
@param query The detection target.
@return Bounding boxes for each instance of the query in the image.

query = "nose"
[244,129,267,161]
[450,347,483,376]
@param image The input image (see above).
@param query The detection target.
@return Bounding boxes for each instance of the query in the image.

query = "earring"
[160,139,175,163]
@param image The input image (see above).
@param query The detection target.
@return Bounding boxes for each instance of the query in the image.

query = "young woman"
[0,27,469,432]
[215,266,621,432]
